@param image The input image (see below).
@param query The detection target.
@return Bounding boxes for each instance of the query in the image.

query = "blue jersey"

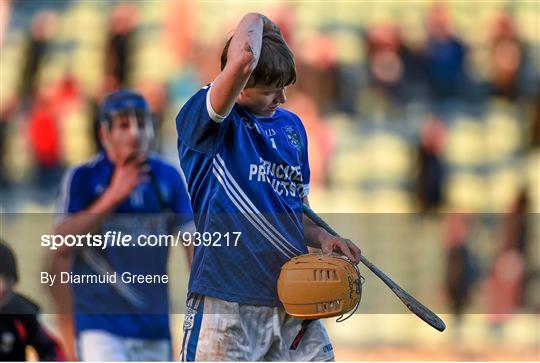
[176,85,310,306]
[56,151,193,339]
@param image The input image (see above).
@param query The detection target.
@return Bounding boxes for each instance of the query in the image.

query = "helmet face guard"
[99,90,154,153]
[108,108,154,151]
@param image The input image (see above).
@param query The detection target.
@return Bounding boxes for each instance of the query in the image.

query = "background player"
[50,90,194,361]
[176,13,361,361]
[0,239,64,361]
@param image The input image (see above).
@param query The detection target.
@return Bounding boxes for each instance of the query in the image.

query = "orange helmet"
[277,254,363,320]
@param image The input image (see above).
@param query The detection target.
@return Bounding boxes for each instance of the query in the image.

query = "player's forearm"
[303,215,332,249]
[184,243,194,267]
[54,188,122,239]
[209,13,264,116]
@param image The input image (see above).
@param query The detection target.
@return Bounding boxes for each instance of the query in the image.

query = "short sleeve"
[176,85,228,155]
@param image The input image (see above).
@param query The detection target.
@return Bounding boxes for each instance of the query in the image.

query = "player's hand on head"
[225,12,267,75]
[238,42,258,73]
[320,235,361,264]
[108,152,149,202]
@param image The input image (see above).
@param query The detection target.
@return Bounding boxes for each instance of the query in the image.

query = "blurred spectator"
[189,42,221,85]
[52,74,95,167]
[488,13,529,101]
[415,115,447,212]
[0,239,64,361]
[0,0,11,46]
[51,74,82,116]
[399,33,429,103]
[0,97,18,189]
[483,189,529,333]
[424,4,467,102]
[295,33,337,114]
[286,90,336,187]
[334,58,365,115]
[500,189,529,255]
[19,11,57,101]
[442,213,478,330]
[138,80,168,152]
[483,251,525,334]
[27,89,63,191]
[163,2,197,67]
[365,23,404,103]
[104,4,138,88]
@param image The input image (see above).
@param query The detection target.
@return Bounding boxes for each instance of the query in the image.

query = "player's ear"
[238,88,251,102]
[99,123,112,150]
[237,89,246,103]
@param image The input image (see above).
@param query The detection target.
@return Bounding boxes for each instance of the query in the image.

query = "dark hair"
[0,239,18,282]
[221,30,296,88]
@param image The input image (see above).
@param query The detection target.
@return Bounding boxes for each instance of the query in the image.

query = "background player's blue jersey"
[176,85,310,306]
[56,151,193,339]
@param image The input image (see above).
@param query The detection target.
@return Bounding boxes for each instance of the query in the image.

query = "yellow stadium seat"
[516,6,540,44]
[71,46,103,94]
[5,116,32,182]
[485,110,521,163]
[369,188,413,213]
[487,167,523,212]
[444,117,484,166]
[446,172,487,211]
[0,32,25,98]
[60,106,95,166]
[365,133,412,182]
[309,188,368,213]
[329,146,368,186]
[333,30,365,66]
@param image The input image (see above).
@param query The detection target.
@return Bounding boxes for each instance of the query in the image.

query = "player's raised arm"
[208,13,265,120]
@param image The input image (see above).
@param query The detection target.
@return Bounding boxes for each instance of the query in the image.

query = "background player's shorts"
[180,294,335,361]
[78,330,172,361]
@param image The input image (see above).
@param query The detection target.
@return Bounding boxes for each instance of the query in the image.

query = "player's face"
[239,85,287,117]
[101,110,154,162]
[0,275,14,307]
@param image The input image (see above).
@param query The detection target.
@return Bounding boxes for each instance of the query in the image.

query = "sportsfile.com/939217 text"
[40,231,241,250]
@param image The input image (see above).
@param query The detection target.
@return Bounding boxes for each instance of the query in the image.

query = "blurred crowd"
[1,0,539,342]
[1,2,538,204]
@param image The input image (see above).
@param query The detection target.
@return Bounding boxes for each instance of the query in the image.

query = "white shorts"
[180,294,335,361]
[78,330,171,361]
